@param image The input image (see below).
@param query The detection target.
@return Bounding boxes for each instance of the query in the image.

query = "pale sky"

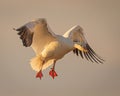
[0,0,120,96]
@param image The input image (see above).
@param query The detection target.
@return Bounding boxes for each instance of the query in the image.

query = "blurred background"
[0,0,120,96]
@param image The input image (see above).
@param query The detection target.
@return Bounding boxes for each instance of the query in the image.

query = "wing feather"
[83,52,89,60]
[15,18,56,55]
[64,25,104,64]
[79,50,84,59]
[16,25,34,47]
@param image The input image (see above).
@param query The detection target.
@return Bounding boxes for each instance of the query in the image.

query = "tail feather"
[30,56,43,72]
[30,56,54,72]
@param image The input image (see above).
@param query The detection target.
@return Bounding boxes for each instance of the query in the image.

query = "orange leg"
[36,70,43,79]
[49,61,58,79]
[36,60,45,80]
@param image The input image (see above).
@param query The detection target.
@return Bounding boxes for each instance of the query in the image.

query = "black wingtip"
[13,27,23,31]
[79,50,84,59]
[15,25,33,47]
[86,44,104,64]
[73,49,79,56]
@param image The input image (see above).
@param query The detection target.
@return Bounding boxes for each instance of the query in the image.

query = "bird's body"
[40,36,73,59]
[15,18,104,79]
[32,34,74,59]
[31,35,76,72]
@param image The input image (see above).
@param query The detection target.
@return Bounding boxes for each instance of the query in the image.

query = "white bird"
[14,18,104,79]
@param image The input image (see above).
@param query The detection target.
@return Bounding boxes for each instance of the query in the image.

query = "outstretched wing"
[14,18,56,54]
[64,25,104,64]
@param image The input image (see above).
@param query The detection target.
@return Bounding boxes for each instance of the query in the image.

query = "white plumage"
[15,18,104,79]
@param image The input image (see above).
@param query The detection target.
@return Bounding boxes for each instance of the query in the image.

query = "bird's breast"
[52,36,74,59]
[41,38,74,60]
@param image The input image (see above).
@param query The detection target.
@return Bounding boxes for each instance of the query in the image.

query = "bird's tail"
[30,56,54,72]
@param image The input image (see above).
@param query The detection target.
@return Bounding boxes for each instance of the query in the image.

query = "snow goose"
[14,18,104,79]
